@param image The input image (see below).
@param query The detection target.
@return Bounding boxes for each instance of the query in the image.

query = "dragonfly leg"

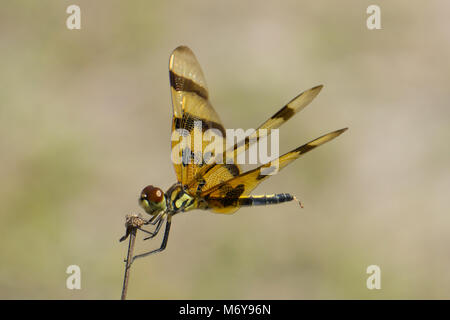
[130,217,172,264]
[142,217,164,240]
[145,213,163,225]
[136,226,158,237]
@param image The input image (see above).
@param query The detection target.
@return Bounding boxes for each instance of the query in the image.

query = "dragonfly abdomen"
[238,193,294,206]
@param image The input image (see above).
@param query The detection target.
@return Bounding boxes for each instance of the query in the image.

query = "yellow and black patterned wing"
[169,46,241,188]
[200,128,348,214]
[230,85,324,161]
[186,85,323,194]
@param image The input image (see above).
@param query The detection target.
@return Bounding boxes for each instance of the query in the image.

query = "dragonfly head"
[139,185,166,215]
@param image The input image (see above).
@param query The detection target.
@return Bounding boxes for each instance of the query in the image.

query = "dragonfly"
[120,46,347,263]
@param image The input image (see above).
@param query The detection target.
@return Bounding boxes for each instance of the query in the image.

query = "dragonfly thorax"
[165,183,196,214]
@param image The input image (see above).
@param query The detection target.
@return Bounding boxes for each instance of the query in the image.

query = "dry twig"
[120,214,146,300]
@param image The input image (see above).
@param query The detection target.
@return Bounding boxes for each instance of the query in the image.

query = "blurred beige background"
[0,0,449,299]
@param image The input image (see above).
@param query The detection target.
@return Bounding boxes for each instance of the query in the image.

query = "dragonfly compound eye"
[141,185,164,203]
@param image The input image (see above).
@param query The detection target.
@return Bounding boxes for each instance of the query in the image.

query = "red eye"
[141,185,164,203]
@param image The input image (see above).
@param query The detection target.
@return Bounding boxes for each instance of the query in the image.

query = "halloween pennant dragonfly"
[121,46,347,263]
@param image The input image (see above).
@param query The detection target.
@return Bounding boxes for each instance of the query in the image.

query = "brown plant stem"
[121,226,136,300]
[120,214,146,300]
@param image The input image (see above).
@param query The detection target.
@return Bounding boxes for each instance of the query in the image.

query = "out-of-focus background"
[1,0,449,299]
